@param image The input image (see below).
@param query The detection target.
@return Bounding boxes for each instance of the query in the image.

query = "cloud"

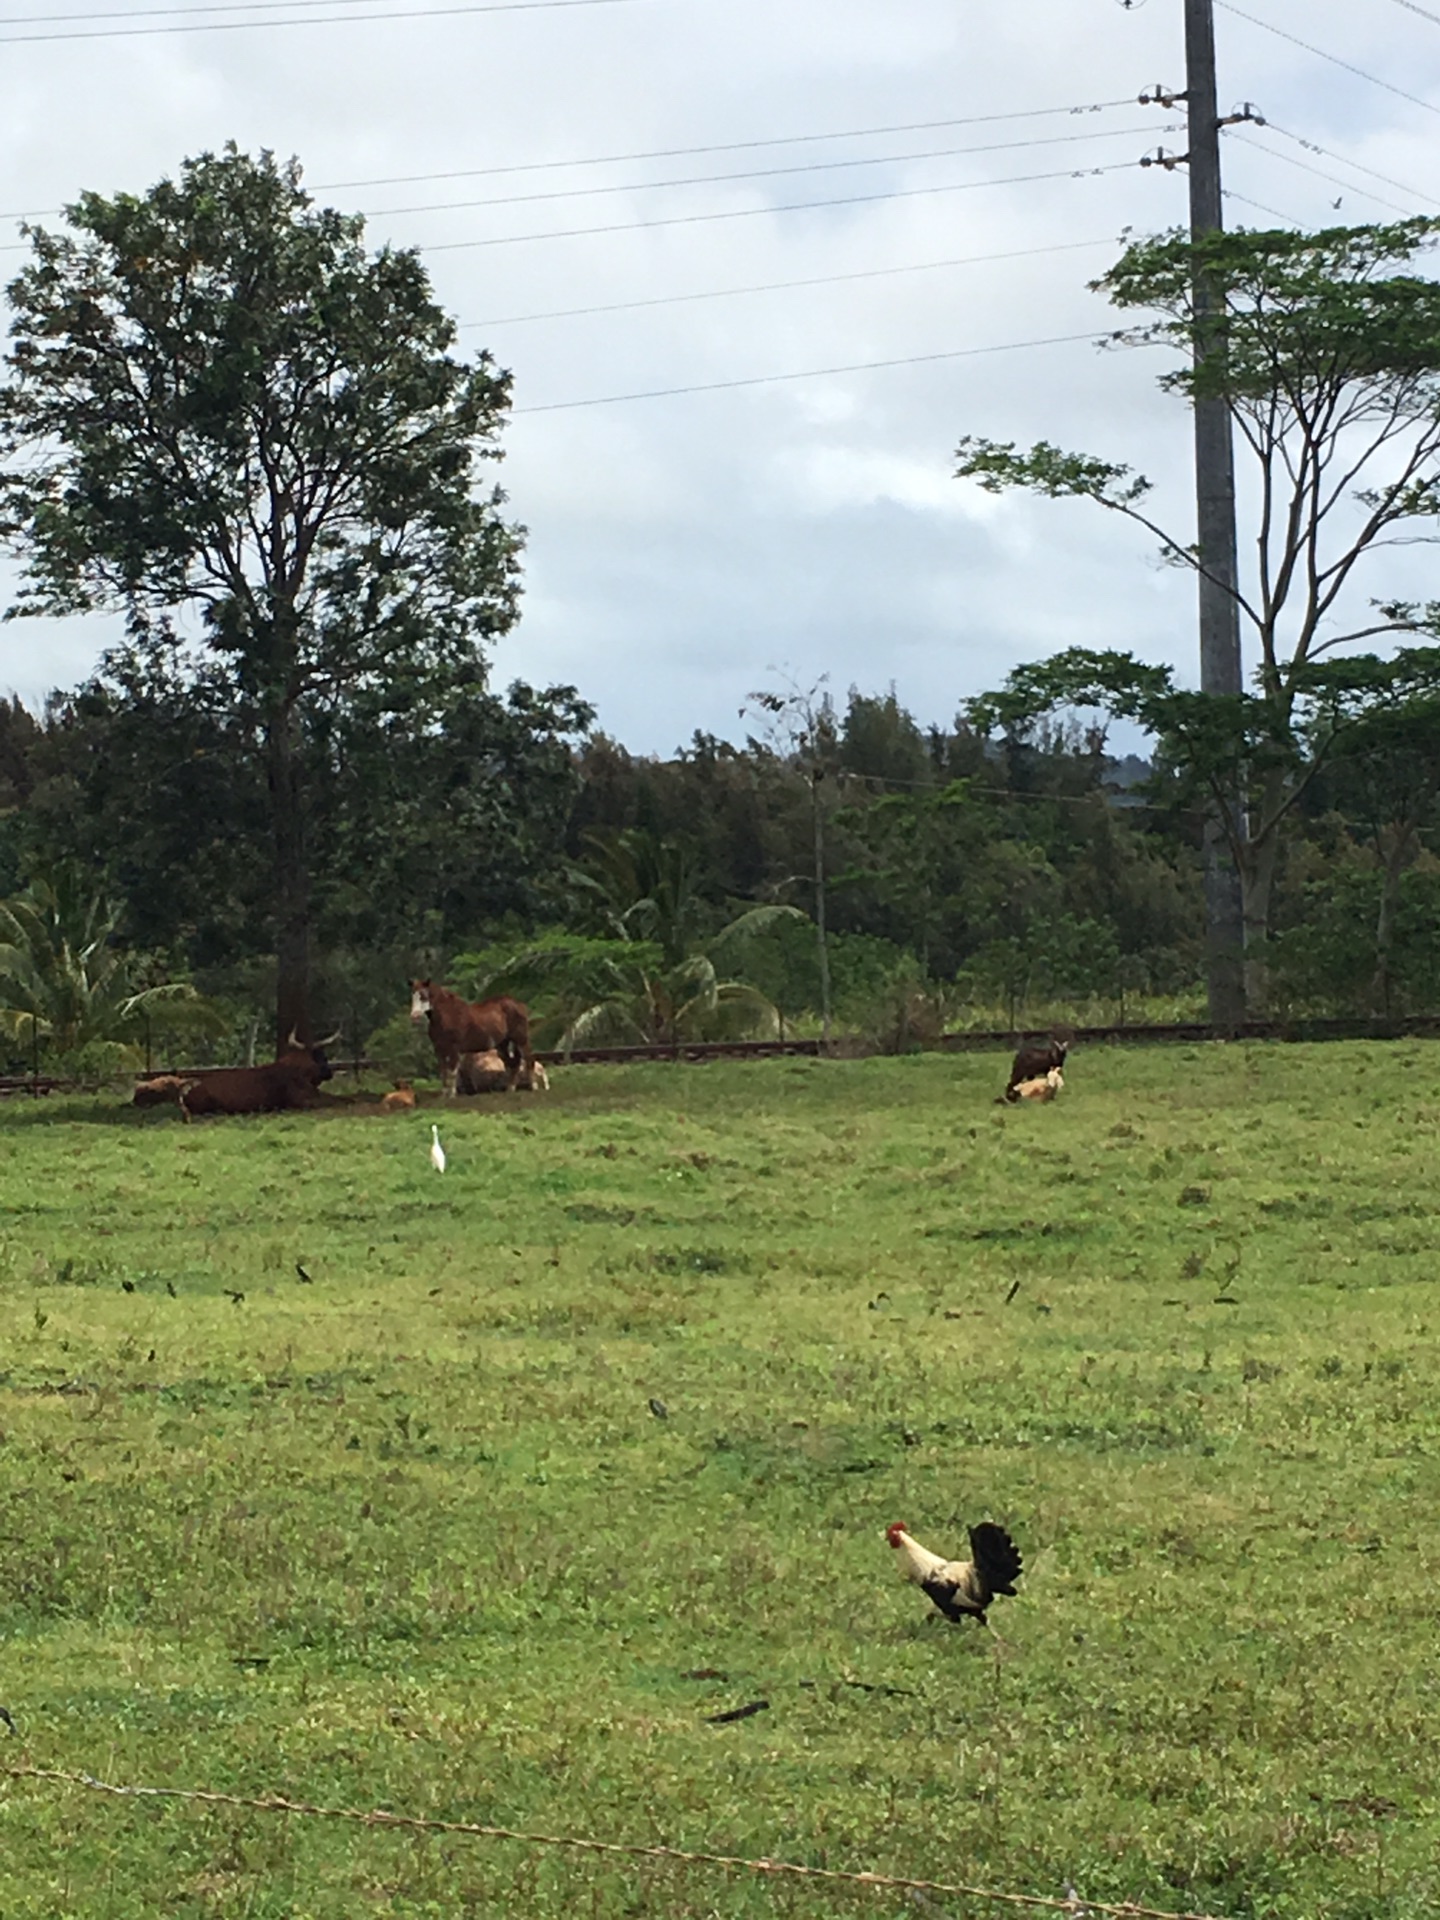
[1,0,1437,751]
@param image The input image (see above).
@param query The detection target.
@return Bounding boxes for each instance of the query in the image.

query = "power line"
[0,104,1150,227]
[512,327,1127,414]
[1228,131,1419,217]
[422,159,1143,254]
[311,98,1140,194]
[1263,119,1440,210]
[0,0,650,41]
[0,0,427,18]
[462,236,1116,328]
[1215,2,1440,120]
[369,125,1176,222]
[0,155,1148,259]
[1388,0,1440,25]
[1222,186,1301,225]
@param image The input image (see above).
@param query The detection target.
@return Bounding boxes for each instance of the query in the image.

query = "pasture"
[0,1043,1437,1918]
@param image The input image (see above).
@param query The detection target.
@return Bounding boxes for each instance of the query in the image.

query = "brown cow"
[381,1082,417,1111]
[179,1037,335,1119]
[456,1049,549,1095]
[409,980,533,1096]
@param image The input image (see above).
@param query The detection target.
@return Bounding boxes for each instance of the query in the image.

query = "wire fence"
[0,1761,1231,1920]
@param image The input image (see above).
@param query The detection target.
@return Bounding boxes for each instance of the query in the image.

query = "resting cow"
[381,1082,417,1112]
[179,1037,335,1119]
[1011,1067,1063,1102]
[456,1049,549,1095]
[409,979,534,1097]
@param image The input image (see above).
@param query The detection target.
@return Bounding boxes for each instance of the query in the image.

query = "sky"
[1,0,1438,753]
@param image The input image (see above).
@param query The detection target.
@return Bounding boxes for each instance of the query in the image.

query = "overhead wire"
[1222,186,1302,225]
[1215,2,1440,120]
[1387,0,1440,25]
[421,159,1143,254]
[0,0,648,40]
[0,109,1159,231]
[0,100,1151,227]
[309,98,1141,194]
[0,151,1158,257]
[1261,120,1440,210]
[1227,132,1420,217]
[2,0,514,17]
[366,124,1176,222]
[461,236,1118,329]
[510,327,1132,414]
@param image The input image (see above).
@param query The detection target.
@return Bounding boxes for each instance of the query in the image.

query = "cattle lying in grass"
[1002,1035,1069,1102]
[133,1075,188,1109]
[456,1049,549,1095]
[409,979,535,1096]
[179,1037,336,1119]
[380,1082,417,1112]
[1011,1067,1064,1103]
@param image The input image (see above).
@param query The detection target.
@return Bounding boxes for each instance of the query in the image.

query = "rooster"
[885,1520,1023,1625]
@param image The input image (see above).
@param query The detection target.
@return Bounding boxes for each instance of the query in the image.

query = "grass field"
[1,1043,1438,1919]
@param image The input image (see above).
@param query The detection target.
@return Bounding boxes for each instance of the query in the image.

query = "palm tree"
[0,870,223,1071]
[461,830,805,1049]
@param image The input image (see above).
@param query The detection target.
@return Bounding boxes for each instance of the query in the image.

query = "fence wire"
[2,1761,1229,1920]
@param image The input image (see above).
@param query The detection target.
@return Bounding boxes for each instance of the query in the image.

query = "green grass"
[1,1044,1439,1917]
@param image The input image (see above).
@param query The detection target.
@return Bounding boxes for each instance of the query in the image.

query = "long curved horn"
[315,1029,343,1049]
[286,1027,302,1051]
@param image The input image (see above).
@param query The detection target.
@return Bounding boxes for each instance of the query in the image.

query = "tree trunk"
[1238,827,1282,1017]
[267,701,311,1053]
[1203,815,1246,1030]
[1372,824,1416,1016]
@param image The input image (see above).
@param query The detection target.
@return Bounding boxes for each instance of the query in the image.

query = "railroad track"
[3,1015,1436,1098]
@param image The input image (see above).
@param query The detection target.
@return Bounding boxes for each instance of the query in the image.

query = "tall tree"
[741,676,839,1044]
[0,146,524,1047]
[1303,648,1440,1013]
[956,218,1440,1011]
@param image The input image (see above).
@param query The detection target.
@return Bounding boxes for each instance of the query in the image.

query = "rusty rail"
[3,1017,1437,1099]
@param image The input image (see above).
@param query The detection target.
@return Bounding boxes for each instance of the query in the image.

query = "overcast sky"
[2,0,1438,752]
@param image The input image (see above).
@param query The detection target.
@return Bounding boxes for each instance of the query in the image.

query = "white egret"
[430,1124,446,1174]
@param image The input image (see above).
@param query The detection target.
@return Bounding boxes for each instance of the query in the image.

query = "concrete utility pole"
[1183,0,1248,1027]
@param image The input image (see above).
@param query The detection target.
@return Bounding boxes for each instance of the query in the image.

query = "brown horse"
[409,979,534,1096]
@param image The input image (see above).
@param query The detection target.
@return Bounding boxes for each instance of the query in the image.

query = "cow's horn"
[316,1028,343,1049]
[286,1027,302,1051]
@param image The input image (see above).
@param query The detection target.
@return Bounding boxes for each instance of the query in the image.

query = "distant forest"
[1,673,1435,1072]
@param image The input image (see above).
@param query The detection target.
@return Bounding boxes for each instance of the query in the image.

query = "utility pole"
[1184,0,1247,1029]
[1139,0,1252,1027]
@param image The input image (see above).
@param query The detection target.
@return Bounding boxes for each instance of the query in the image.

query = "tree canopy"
[0,146,531,1046]
[955,218,1440,1009]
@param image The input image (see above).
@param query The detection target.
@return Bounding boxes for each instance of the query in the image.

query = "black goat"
[1001,1036,1068,1103]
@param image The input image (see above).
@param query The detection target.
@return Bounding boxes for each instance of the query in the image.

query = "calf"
[133,1074,188,1109]
[1002,1035,1068,1102]
[456,1049,549,1095]
[381,1083,417,1112]
[1011,1067,1064,1103]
